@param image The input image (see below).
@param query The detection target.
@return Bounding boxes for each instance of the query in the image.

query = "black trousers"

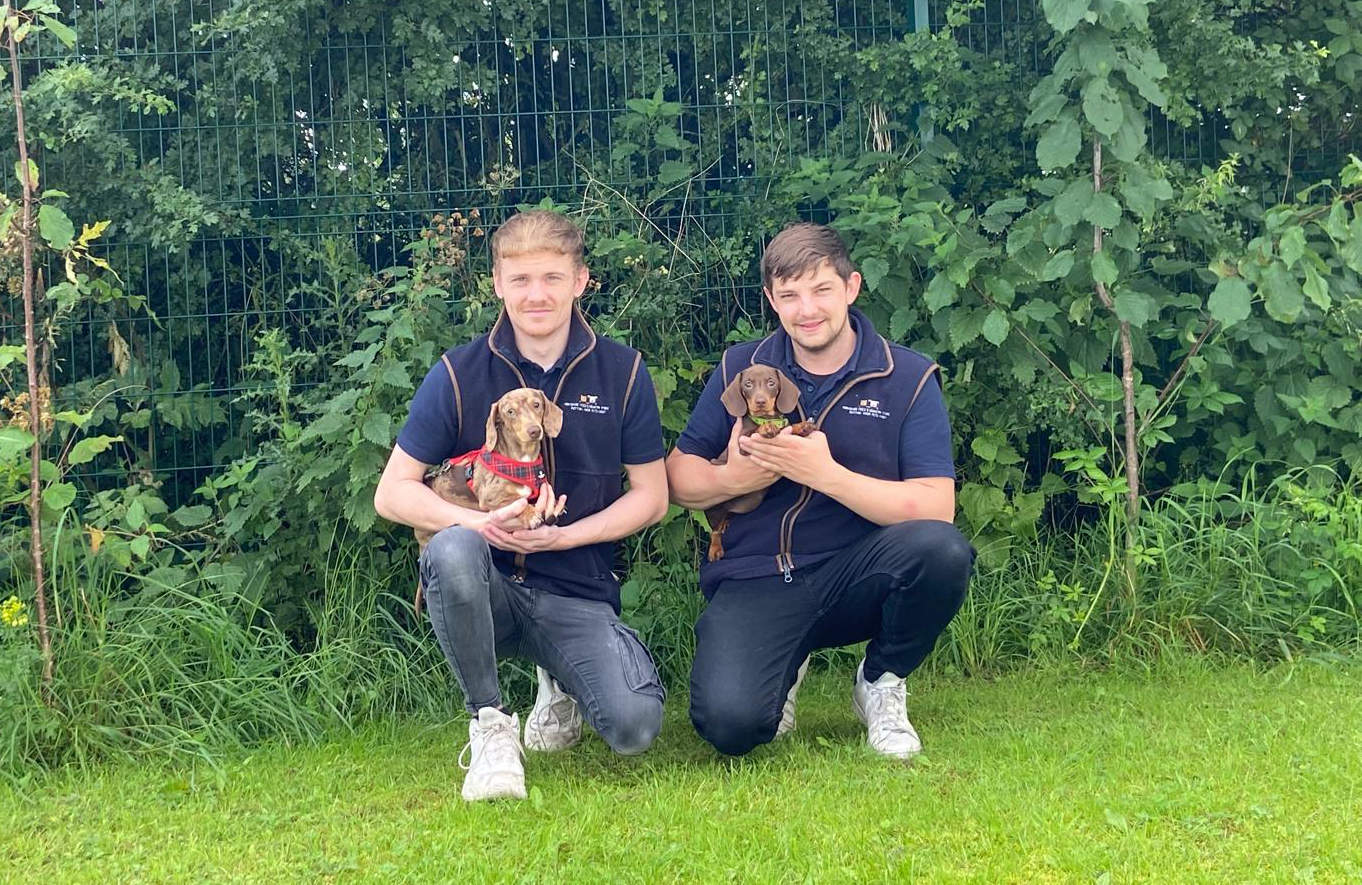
[689,520,974,756]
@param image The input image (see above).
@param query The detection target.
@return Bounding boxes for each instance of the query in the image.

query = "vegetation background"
[1,0,1359,778]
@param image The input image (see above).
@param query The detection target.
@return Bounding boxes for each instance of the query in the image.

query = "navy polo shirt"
[676,310,955,480]
[397,317,665,468]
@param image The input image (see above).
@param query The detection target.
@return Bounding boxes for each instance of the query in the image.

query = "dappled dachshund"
[705,365,815,561]
[413,387,567,613]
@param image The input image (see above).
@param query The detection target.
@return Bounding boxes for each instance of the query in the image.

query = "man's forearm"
[665,451,772,510]
[813,466,955,525]
[558,485,667,547]
[374,478,485,533]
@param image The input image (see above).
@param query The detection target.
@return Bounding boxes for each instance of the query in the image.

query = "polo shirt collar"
[488,304,596,376]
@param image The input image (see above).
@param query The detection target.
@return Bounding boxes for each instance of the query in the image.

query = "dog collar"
[749,415,789,429]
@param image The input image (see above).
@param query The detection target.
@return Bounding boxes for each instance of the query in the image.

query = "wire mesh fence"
[3,1,1349,495]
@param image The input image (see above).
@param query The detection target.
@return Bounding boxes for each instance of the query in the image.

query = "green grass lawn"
[2,657,1359,882]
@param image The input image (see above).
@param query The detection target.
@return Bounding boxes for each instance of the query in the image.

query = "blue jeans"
[689,520,974,756]
[419,527,665,755]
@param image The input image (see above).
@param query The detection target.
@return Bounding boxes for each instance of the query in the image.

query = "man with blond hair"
[375,210,669,801]
[667,222,974,759]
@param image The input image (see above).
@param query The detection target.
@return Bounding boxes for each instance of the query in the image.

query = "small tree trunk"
[1090,139,1140,551]
[7,20,55,690]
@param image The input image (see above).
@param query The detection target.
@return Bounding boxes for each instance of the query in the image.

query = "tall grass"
[941,466,1361,673]
[1,467,1357,779]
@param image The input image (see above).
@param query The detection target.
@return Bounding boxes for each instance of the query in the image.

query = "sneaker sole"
[461,773,528,801]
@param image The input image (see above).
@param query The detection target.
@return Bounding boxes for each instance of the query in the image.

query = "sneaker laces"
[459,716,524,772]
[865,677,911,742]
[531,689,577,732]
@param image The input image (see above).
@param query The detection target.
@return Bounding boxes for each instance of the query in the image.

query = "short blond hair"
[761,222,855,288]
[491,210,585,268]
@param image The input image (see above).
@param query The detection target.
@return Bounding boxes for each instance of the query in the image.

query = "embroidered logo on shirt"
[841,399,891,420]
[564,392,610,415]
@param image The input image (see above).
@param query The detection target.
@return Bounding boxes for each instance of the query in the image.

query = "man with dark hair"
[375,210,669,800]
[667,222,974,759]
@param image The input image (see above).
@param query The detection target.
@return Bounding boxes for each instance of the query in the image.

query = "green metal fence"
[6,1,1342,500]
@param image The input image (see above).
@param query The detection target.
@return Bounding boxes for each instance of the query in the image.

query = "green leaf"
[924,274,957,311]
[1113,289,1155,327]
[1120,164,1171,220]
[171,504,213,527]
[380,362,412,389]
[1262,264,1304,322]
[1208,276,1251,327]
[67,434,120,466]
[1052,179,1093,226]
[1024,93,1068,128]
[126,499,147,531]
[1303,268,1331,309]
[14,159,37,190]
[982,310,1010,346]
[43,481,77,512]
[1084,193,1122,229]
[37,204,74,249]
[38,13,76,48]
[1119,57,1167,108]
[1091,250,1118,285]
[861,256,889,292]
[1076,31,1117,75]
[948,309,987,351]
[1110,109,1146,163]
[656,161,691,187]
[1036,113,1081,172]
[361,411,393,447]
[0,426,36,459]
[1081,78,1123,136]
[889,305,916,341]
[1278,226,1306,268]
[1041,0,1090,34]
[1041,250,1075,281]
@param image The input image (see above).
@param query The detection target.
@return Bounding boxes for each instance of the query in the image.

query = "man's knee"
[886,520,974,591]
[597,693,664,756]
[421,526,492,605]
[689,681,778,757]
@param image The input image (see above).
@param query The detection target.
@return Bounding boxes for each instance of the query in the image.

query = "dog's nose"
[528,426,542,439]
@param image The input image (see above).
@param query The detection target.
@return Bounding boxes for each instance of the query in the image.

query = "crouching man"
[666,222,974,760]
[375,210,669,800]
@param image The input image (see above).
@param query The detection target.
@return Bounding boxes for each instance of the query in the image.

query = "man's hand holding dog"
[742,426,836,491]
[719,419,779,496]
[477,482,570,553]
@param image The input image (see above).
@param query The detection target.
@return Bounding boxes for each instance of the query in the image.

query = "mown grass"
[2,657,1358,882]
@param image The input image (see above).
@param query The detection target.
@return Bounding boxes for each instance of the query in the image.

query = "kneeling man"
[666,222,974,759]
[376,210,669,799]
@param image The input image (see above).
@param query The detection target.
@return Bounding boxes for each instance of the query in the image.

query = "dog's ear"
[774,369,802,414]
[541,392,564,438]
[484,401,500,450]
[719,372,748,417]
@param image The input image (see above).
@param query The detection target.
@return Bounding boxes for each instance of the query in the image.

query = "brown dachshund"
[704,365,815,561]
[413,387,567,612]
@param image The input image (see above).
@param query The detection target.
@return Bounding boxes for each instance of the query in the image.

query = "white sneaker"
[523,666,583,753]
[459,707,527,801]
[775,656,811,738]
[851,659,922,760]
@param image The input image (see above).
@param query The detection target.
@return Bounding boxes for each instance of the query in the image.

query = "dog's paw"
[790,420,816,437]
[757,422,783,438]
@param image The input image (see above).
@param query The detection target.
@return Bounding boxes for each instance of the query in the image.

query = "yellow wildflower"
[1,595,28,628]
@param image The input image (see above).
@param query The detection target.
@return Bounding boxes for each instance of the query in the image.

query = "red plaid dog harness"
[445,448,547,502]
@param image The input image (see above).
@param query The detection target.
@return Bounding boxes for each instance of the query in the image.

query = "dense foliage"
[0,0,1359,772]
